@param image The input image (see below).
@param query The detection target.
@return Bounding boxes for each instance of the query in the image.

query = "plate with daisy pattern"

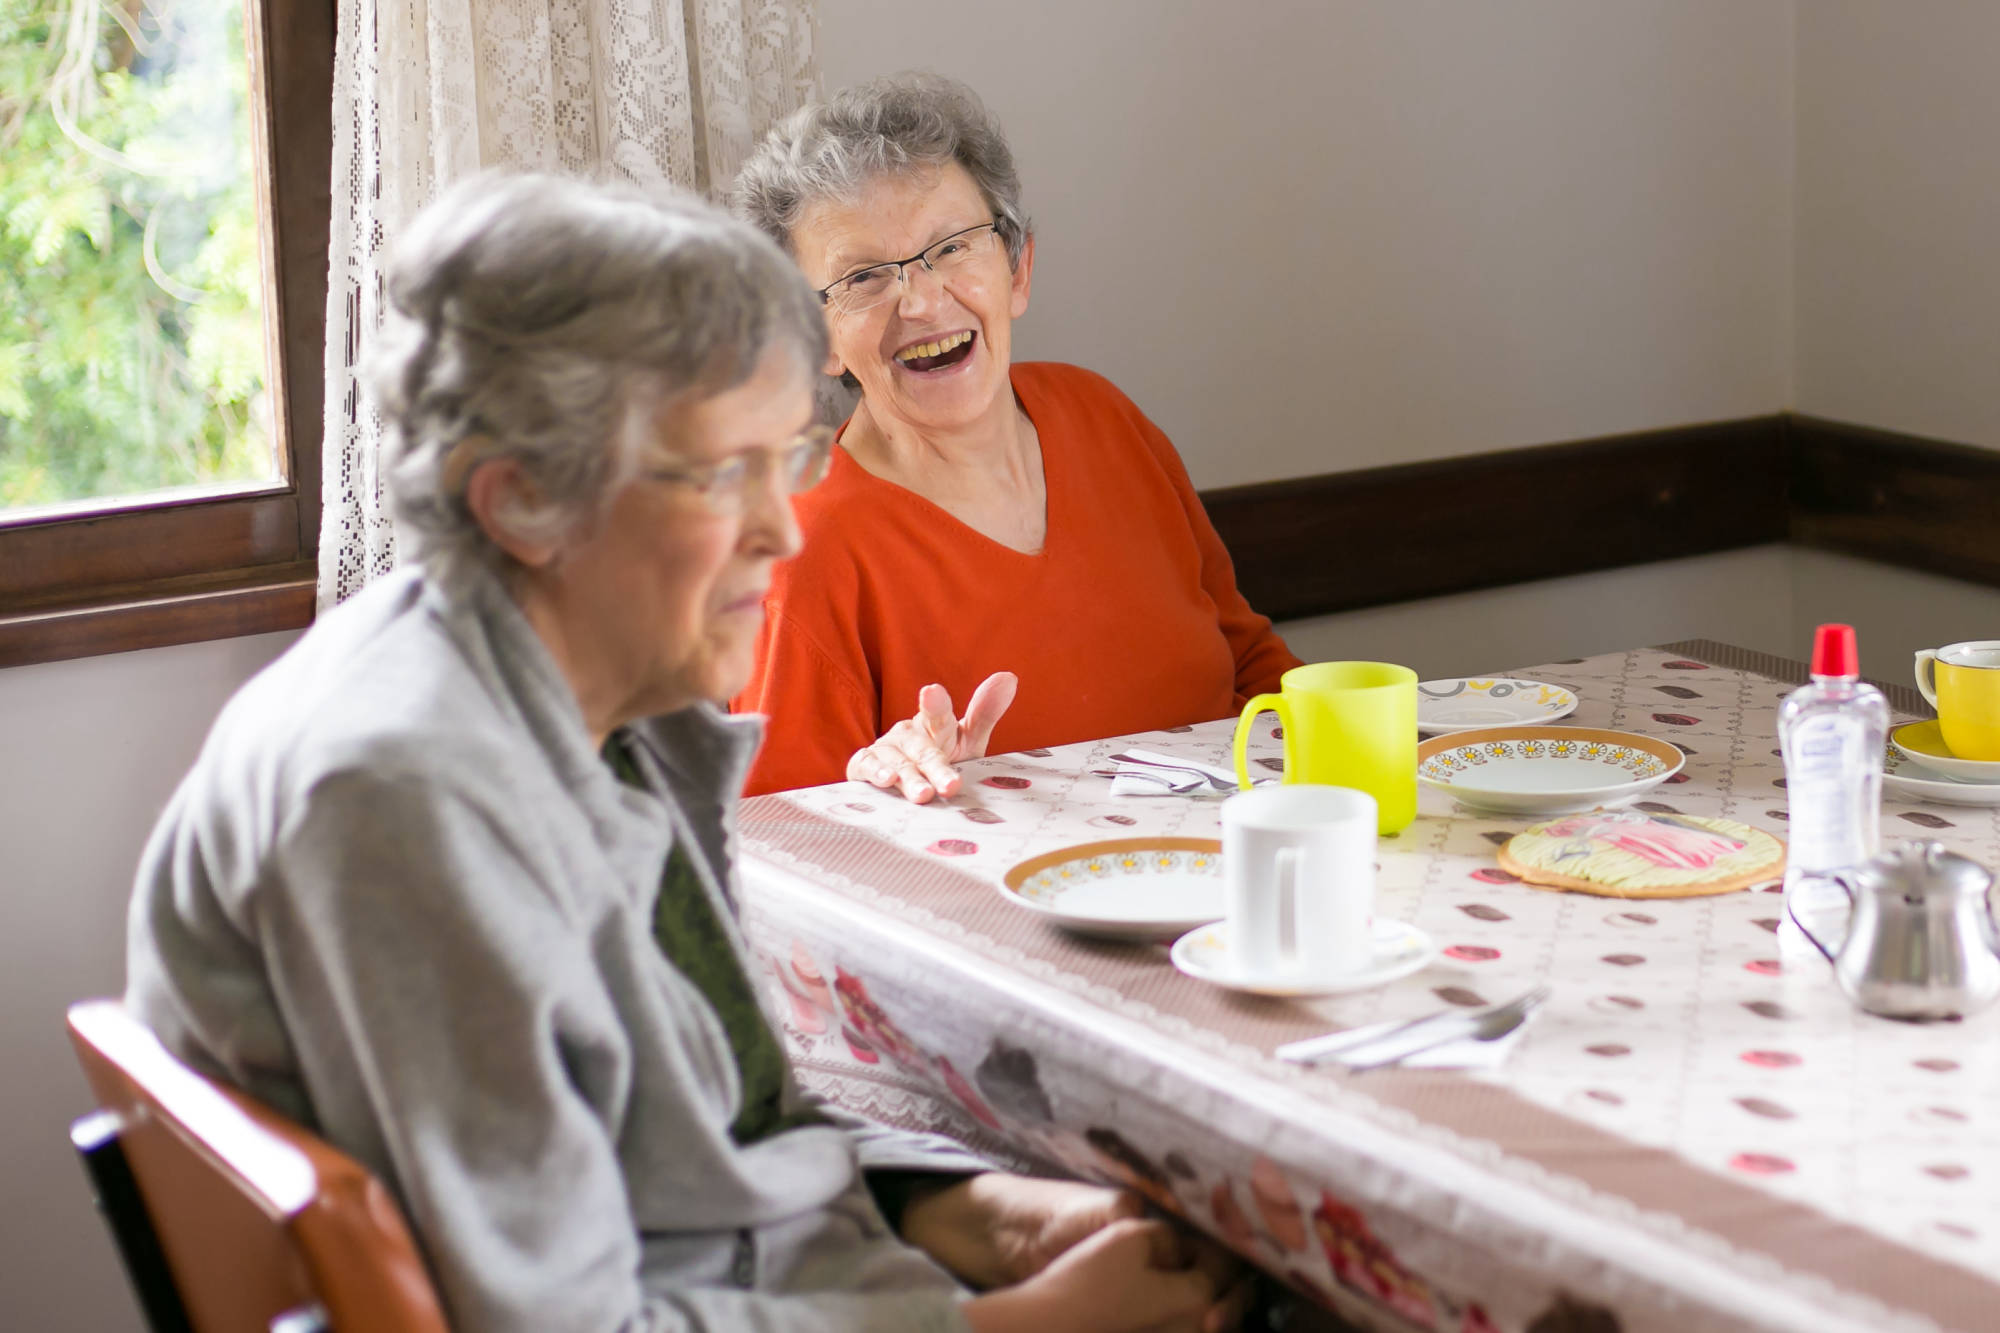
[1417,726,1685,816]
[1000,837,1225,938]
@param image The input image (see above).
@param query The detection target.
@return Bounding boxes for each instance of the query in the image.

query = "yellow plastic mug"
[1915,640,2000,761]
[1233,662,1418,834]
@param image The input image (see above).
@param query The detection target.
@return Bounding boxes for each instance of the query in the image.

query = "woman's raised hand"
[848,672,1018,803]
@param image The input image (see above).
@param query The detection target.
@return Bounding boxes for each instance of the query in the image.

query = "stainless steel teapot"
[1793,841,2000,1020]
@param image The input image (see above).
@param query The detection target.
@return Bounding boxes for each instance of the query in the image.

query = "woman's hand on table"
[848,672,1017,804]
[908,1174,1250,1333]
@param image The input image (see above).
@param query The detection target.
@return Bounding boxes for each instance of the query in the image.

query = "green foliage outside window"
[0,0,271,512]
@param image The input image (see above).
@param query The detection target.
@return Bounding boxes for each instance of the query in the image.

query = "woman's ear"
[465,458,559,568]
[1010,232,1035,319]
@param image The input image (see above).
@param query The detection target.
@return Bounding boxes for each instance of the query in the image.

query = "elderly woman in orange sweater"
[731,73,1300,801]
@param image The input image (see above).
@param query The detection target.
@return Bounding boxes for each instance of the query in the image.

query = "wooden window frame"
[0,0,334,669]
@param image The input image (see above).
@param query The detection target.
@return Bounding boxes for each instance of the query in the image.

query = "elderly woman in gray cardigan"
[123,172,1241,1333]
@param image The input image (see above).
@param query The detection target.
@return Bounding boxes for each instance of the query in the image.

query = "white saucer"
[1883,745,2000,807]
[1890,720,2000,784]
[1418,678,1578,733]
[1169,918,1438,997]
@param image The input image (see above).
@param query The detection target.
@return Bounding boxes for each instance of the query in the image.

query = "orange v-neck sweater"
[734,362,1301,795]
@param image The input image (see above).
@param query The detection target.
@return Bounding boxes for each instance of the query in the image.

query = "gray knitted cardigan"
[126,562,984,1332]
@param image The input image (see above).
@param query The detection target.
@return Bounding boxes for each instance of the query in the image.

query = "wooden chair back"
[67,999,451,1333]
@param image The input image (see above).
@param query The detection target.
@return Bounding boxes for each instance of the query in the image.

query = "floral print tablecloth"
[734,643,2000,1333]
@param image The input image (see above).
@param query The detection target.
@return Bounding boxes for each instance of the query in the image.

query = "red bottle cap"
[1811,623,1859,678]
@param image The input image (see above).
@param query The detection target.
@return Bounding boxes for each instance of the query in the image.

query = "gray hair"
[731,71,1031,269]
[370,170,826,574]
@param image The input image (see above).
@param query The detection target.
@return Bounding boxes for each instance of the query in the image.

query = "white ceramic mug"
[1222,785,1377,979]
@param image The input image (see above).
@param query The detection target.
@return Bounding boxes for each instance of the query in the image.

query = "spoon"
[1107,751,1244,791]
[1089,767,1207,793]
[1279,986,1551,1070]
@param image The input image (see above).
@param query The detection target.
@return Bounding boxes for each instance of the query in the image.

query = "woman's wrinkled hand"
[847,672,1017,803]
[962,1214,1253,1333]
[899,1174,1144,1290]
[908,1174,1254,1333]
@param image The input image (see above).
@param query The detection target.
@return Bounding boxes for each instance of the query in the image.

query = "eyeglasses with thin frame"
[639,424,835,515]
[816,220,1003,315]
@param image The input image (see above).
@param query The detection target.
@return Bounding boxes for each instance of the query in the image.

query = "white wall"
[1795,1,2000,448]
[1791,549,2000,688]
[0,630,297,1332]
[1787,3,2000,680]
[821,0,1795,486]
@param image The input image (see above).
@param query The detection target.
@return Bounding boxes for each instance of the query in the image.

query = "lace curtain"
[318,0,821,607]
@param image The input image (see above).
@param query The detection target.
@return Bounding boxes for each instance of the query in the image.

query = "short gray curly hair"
[370,170,825,574]
[731,71,1031,269]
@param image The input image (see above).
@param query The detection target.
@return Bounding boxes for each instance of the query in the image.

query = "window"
[0,0,331,666]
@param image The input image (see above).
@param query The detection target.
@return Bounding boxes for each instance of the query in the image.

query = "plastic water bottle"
[1777,623,1887,962]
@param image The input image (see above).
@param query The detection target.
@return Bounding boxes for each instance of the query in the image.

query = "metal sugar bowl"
[1793,841,2000,1021]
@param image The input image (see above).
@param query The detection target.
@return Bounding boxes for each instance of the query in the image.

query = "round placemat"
[1498,811,1785,899]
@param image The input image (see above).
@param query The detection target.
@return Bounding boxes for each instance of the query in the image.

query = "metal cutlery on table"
[1102,750,1268,791]
[1276,986,1551,1071]
[1089,767,1212,794]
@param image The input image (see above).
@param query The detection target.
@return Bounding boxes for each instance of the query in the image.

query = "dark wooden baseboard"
[1206,412,2000,623]
[8,410,1995,666]
[1205,417,1791,621]
[1786,414,2000,588]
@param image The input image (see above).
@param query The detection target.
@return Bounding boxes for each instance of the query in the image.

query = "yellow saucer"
[1891,720,2000,783]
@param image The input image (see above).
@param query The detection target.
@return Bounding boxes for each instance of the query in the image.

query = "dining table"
[732,641,2000,1333]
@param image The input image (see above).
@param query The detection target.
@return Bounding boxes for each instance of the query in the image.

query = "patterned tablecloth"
[733,642,2000,1333]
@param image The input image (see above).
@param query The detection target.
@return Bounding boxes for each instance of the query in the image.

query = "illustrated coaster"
[1498,811,1785,899]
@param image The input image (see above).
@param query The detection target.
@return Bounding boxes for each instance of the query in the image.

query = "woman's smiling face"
[795,162,1033,437]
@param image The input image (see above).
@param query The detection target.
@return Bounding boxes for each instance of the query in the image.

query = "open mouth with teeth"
[894,330,975,372]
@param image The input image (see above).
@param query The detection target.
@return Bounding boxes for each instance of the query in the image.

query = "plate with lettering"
[1000,838,1225,938]
[1418,678,1578,734]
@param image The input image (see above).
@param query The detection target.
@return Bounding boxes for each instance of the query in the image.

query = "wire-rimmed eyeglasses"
[815,220,1003,315]
[639,425,835,515]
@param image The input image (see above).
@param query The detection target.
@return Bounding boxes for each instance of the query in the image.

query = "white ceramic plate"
[1000,838,1224,938]
[1884,744,2000,807]
[1890,720,2000,784]
[1169,918,1437,997]
[1417,726,1684,816]
[1418,678,1578,733]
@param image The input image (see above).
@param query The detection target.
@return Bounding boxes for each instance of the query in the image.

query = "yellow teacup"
[1233,661,1418,834]
[1916,641,2000,761]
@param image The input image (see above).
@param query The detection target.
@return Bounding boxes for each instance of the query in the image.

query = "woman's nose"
[742,464,803,558]
[894,260,949,316]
